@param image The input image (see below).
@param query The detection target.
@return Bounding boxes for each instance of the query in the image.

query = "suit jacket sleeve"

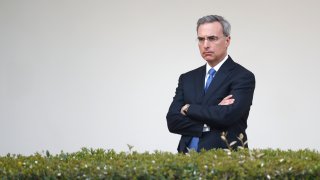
[166,74,204,137]
[187,71,255,129]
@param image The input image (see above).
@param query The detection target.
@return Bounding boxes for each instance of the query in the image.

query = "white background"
[1,0,319,155]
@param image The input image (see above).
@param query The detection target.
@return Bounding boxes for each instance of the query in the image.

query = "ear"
[225,36,231,47]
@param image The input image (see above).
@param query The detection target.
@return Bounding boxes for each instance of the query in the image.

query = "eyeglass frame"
[197,35,229,44]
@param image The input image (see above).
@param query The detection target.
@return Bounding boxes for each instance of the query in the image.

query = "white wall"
[1,0,319,155]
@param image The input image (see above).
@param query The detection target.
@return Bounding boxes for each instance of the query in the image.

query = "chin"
[204,58,215,63]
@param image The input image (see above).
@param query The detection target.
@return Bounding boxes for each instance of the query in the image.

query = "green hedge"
[0,147,319,179]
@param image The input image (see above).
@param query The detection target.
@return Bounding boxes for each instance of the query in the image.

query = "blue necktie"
[188,68,216,151]
[204,68,216,92]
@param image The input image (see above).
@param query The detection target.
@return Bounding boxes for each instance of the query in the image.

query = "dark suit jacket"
[166,56,255,153]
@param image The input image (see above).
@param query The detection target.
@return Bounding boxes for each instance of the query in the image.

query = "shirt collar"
[206,54,229,74]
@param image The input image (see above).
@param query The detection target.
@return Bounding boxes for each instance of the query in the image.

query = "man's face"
[197,22,230,66]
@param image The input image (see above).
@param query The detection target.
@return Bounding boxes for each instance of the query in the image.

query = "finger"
[223,94,233,100]
[222,99,235,104]
[180,105,187,116]
[219,100,227,105]
[219,101,228,105]
[180,109,186,116]
[219,99,235,105]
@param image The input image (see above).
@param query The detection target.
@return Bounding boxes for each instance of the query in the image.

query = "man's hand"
[180,104,190,116]
[180,95,234,116]
[219,95,235,105]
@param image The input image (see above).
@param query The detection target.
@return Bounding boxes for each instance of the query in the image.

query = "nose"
[203,39,210,49]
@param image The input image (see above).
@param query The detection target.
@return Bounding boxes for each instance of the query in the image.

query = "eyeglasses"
[197,35,226,44]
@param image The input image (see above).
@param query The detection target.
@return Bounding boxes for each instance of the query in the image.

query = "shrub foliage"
[0,147,319,179]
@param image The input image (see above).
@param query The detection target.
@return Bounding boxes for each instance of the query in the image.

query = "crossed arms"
[166,71,255,136]
[181,94,235,115]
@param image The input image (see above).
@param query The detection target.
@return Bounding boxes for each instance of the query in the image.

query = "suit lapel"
[194,65,206,104]
[203,57,236,100]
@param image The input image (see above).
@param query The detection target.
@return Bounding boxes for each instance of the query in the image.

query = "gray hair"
[197,15,231,37]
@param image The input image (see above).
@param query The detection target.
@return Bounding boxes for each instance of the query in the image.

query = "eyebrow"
[197,35,219,39]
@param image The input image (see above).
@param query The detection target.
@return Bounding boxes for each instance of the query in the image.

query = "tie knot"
[208,68,216,76]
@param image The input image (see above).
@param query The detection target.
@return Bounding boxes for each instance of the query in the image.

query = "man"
[166,15,255,153]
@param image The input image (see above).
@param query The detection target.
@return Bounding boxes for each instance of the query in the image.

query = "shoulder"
[234,62,255,77]
[224,56,253,77]
[224,57,255,83]
[176,65,205,84]
[230,61,256,85]
[182,65,205,77]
